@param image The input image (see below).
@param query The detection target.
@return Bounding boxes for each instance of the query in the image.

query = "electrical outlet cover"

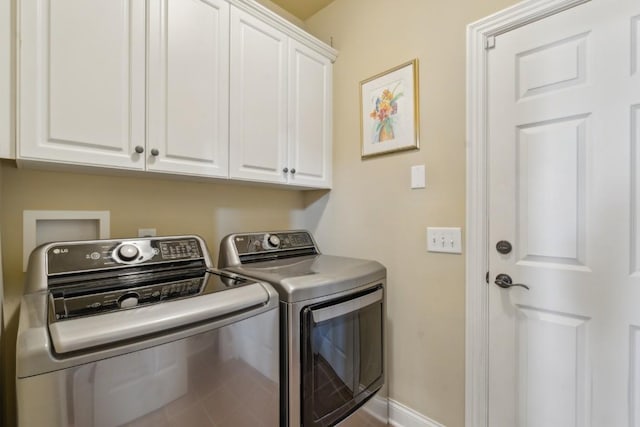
[138,228,157,237]
[427,227,462,254]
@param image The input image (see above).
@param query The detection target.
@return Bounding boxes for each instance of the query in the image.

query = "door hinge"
[485,36,496,50]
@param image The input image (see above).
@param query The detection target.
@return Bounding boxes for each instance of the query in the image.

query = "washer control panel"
[46,237,204,275]
[50,276,205,320]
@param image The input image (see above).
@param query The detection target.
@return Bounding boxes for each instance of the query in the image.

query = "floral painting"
[360,59,419,158]
[370,83,403,143]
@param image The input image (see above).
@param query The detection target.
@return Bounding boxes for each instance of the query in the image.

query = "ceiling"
[268,0,335,20]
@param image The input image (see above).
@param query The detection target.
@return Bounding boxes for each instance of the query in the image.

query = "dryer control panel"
[233,231,314,254]
[220,230,319,265]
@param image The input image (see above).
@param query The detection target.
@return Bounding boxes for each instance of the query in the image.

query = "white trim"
[388,399,446,427]
[23,210,110,271]
[464,1,591,427]
[360,393,389,423]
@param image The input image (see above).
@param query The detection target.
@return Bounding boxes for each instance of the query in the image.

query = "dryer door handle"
[311,288,383,323]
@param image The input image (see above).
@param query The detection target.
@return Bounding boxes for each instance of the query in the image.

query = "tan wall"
[254,0,306,28]
[1,162,304,425]
[303,1,517,425]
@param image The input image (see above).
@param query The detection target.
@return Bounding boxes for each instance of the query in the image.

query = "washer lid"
[48,273,272,354]
[224,254,386,302]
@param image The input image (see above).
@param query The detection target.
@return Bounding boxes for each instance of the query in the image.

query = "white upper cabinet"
[229,5,334,188]
[288,40,332,188]
[19,0,147,169]
[147,0,229,178]
[229,6,288,184]
[18,0,336,188]
[19,0,229,177]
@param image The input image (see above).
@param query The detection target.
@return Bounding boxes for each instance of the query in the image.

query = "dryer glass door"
[301,285,384,427]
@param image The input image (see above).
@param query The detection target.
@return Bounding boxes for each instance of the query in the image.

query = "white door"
[18,0,146,169]
[488,0,640,425]
[147,0,229,178]
[288,40,333,188]
[229,6,288,184]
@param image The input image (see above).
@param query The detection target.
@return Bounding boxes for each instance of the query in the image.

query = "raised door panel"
[288,40,332,188]
[18,0,145,169]
[516,307,589,426]
[147,0,229,178]
[229,6,287,184]
[516,115,587,266]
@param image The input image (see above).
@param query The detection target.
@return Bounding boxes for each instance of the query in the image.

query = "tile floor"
[122,344,387,426]
[124,347,278,427]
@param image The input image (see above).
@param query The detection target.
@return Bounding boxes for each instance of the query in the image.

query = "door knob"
[496,240,512,254]
[494,273,529,290]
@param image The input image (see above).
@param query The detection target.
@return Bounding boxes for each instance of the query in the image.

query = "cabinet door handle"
[150,148,160,157]
[134,146,144,154]
[290,168,296,174]
[283,167,289,173]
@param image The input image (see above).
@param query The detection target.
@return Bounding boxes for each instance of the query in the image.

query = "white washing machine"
[17,235,279,427]
[218,230,388,427]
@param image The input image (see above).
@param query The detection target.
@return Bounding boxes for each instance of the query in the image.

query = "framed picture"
[360,59,420,158]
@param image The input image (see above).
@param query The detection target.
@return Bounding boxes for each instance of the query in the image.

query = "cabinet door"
[229,6,288,184]
[288,40,332,188]
[18,0,146,169]
[147,0,229,178]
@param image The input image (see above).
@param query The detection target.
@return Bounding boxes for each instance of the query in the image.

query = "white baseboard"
[388,399,446,427]
[360,392,446,427]
[361,393,389,423]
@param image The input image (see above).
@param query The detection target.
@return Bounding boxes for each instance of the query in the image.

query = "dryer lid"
[224,254,386,302]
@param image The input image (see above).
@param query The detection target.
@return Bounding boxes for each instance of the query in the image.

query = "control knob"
[117,244,140,261]
[117,293,139,309]
[264,234,280,249]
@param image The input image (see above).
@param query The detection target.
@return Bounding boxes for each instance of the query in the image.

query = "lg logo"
[52,248,69,255]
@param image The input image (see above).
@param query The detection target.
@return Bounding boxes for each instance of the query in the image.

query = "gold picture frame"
[360,59,420,159]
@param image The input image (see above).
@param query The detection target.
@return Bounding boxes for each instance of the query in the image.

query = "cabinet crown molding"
[229,0,338,62]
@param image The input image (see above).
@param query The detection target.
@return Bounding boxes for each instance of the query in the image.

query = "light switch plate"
[411,165,426,189]
[427,227,462,254]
